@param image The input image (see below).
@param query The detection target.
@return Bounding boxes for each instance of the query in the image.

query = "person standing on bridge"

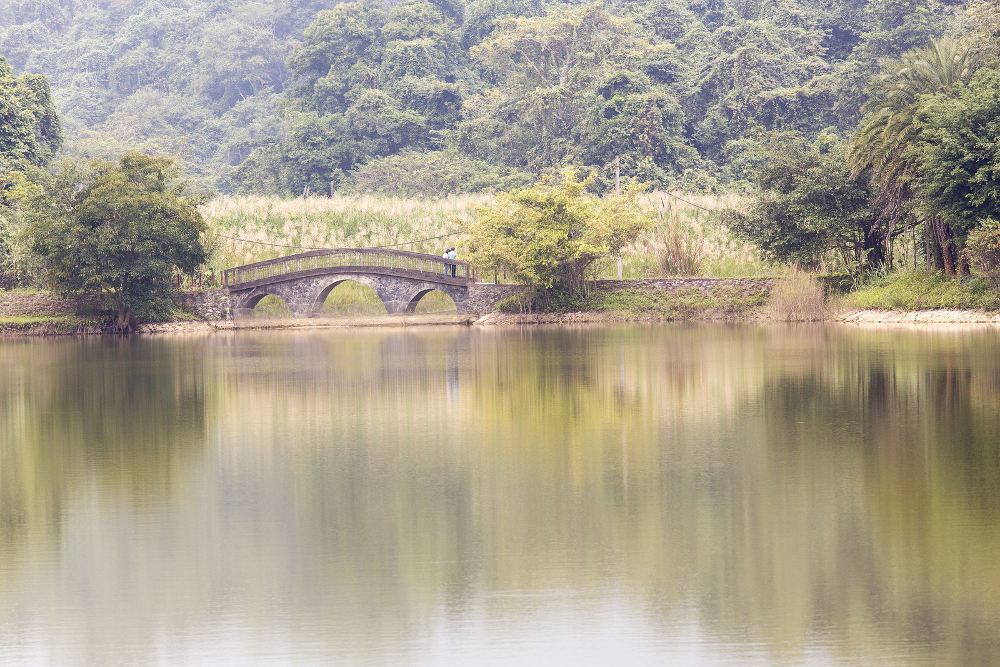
[447,247,458,277]
[442,248,451,275]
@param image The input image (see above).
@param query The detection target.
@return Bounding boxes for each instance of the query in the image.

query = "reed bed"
[201,194,487,271]
[199,192,771,310]
[768,271,829,321]
[616,192,770,279]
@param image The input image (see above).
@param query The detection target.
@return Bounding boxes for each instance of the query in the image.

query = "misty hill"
[0,0,963,194]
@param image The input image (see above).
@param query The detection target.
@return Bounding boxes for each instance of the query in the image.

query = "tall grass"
[199,191,771,285]
[612,192,771,279]
[201,194,487,271]
[769,271,828,321]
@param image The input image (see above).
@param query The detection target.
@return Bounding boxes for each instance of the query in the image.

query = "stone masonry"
[229,273,478,317]
[4,278,772,324]
[175,290,234,320]
[173,281,524,320]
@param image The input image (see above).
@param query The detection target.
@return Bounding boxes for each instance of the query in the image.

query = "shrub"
[966,220,1000,290]
[467,169,652,310]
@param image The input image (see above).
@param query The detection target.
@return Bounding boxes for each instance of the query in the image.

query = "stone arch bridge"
[223,248,518,316]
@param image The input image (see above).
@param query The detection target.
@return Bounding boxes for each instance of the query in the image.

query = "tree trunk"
[930,215,957,275]
[116,305,135,335]
[864,226,886,269]
[925,219,932,270]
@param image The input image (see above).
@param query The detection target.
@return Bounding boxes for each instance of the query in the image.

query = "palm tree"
[848,38,982,273]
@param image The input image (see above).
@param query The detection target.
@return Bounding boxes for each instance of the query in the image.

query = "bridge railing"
[223,248,472,288]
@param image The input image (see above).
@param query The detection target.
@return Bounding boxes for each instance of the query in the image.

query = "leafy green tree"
[725,132,883,271]
[0,56,61,168]
[914,67,1000,240]
[0,58,61,285]
[467,169,651,307]
[346,89,429,158]
[582,70,692,187]
[684,9,829,163]
[464,3,635,169]
[849,38,982,273]
[287,0,388,116]
[23,154,207,332]
[804,0,959,132]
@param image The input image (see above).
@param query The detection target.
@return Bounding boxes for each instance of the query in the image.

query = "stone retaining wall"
[466,283,525,313]
[0,292,85,317]
[593,277,775,296]
[175,290,234,320]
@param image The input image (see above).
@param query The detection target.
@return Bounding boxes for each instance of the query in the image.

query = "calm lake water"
[2,324,1000,665]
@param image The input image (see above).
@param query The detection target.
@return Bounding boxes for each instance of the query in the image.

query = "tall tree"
[23,154,207,332]
[467,169,651,307]
[0,57,62,169]
[848,38,981,273]
[914,68,1000,237]
[726,132,883,271]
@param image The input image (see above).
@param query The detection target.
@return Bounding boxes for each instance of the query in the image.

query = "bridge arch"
[236,289,293,314]
[224,248,483,316]
[313,277,389,315]
[404,288,458,313]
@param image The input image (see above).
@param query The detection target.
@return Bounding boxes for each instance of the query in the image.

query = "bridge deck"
[224,248,472,290]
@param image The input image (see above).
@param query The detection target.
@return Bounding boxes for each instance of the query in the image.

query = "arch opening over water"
[249,294,292,317]
[317,279,388,316]
[406,289,458,314]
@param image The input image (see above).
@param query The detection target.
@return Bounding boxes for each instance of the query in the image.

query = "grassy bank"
[841,271,1000,311]
[0,314,103,336]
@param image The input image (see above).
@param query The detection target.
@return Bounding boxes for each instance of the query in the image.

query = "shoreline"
[5,308,1000,338]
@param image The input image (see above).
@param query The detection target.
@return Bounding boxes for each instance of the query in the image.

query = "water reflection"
[1,325,1000,664]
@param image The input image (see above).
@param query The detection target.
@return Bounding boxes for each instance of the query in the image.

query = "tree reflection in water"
[1,325,999,664]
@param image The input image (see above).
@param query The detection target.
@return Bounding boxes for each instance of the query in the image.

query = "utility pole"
[615,156,622,279]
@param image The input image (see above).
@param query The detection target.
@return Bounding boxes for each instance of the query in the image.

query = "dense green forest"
[0,0,969,195]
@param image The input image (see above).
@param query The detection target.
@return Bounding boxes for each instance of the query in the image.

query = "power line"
[661,191,718,213]
[373,231,462,248]
[213,233,325,250]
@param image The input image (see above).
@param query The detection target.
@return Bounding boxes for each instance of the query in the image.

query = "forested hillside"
[0,0,966,194]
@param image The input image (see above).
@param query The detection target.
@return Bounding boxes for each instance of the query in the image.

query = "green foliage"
[350,150,533,195]
[725,132,880,271]
[0,57,60,169]
[914,67,1000,236]
[849,38,982,217]
[0,0,969,196]
[23,154,207,332]
[467,169,652,304]
[965,220,1000,290]
[253,0,464,194]
[0,58,62,284]
[843,270,1000,310]
[848,38,983,273]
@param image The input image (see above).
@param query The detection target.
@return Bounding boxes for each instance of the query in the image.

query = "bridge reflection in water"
[223,248,479,316]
